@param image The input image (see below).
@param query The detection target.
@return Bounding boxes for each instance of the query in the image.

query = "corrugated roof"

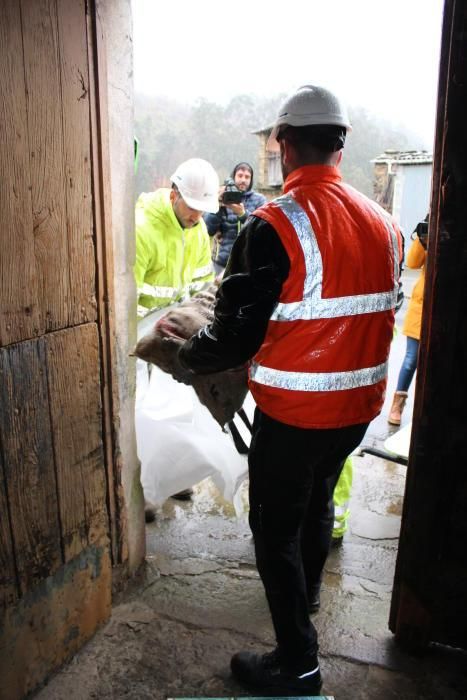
[371,149,433,165]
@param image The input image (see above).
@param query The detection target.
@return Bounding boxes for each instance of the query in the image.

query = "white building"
[372,150,433,251]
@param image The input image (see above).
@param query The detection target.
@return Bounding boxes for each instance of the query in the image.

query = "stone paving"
[34,456,467,699]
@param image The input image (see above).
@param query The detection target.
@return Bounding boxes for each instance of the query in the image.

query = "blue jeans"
[396,336,419,392]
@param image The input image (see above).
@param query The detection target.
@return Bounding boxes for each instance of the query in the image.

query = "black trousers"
[248,407,369,664]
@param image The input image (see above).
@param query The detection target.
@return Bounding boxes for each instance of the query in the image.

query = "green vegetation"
[135,93,427,199]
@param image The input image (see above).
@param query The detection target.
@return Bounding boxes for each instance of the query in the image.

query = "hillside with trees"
[135,93,427,199]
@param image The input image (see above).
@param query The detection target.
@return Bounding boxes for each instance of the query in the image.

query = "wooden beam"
[0,339,62,595]
[85,1,122,565]
[45,325,109,562]
[56,0,97,327]
[21,0,70,333]
[390,0,467,650]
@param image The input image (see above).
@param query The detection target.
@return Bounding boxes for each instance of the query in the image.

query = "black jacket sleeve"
[179,215,290,374]
[204,211,221,236]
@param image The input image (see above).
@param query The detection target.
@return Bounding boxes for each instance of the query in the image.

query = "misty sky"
[132,0,444,148]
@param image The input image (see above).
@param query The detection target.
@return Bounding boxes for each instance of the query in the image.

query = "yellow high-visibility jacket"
[134,189,214,317]
[332,456,353,539]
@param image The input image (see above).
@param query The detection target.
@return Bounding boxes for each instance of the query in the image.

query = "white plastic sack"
[135,365,252,514]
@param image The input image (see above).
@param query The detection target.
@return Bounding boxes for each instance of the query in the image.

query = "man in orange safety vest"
[177,84,403,696]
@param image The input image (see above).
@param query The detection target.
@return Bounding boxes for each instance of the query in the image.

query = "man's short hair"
[278,124,347,154]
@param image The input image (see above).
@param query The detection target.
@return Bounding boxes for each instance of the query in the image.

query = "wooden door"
[389,0,467,650]
[0,1,118,696]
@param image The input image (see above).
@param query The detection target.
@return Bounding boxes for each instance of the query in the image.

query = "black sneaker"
[231,649,322,696]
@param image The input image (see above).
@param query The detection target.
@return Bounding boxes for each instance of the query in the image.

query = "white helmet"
[269,84,352,146]
[170,158,219,214]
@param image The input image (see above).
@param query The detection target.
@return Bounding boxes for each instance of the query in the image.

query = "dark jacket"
[179,215,288,372]
[204,166,267,268]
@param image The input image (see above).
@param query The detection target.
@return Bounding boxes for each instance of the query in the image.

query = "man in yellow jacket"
[134,158,219,318]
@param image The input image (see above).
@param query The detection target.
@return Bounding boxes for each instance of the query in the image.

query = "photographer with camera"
[205,162,266,275]
[388,213,429,425]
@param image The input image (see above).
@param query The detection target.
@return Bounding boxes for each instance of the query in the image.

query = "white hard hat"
[268,84,352,148]
[170,158,219,214]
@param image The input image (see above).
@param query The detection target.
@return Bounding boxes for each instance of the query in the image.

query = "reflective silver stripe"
[250,360,388,392]
[137,283,158,296]
[179,286,190,301]
[334,503,350,517]
[193,262,213,279]
[138,283,177,299]
[385,217,401,300]
[298,665,320,679]
[152,285,178,299]
[189,280,208,293]
[270,195,400,322]
[137,304,150,318]
[204,326,217,341]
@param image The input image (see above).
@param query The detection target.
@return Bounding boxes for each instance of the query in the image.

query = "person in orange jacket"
[388,217,428,425]
[177,84,403,696]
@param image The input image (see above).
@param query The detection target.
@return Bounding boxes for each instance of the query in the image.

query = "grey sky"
[132,0,444,147]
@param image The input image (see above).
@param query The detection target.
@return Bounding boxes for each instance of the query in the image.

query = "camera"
[221,178,245,205]
[413,217,429,249]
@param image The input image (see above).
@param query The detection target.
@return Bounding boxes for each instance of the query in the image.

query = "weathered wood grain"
[0,339,62,595]
[57,0,97,326]
[0,0,42,346]
[0,455,18,609]
[45,324,109,561]
[86,4,120,563]
[21,0,70,332]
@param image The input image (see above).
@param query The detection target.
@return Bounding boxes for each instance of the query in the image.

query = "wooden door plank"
[0,0,42,346]
[0,456,18,609]
[85,3,120,563]
[20,0,70,332]
[56,0,97,326]
[390,0,467,650]
[45,325,109,562]
[0,339,62,595]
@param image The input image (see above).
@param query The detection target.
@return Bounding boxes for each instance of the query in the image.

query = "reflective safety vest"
[134,189,214,317]
[249,165,403,429]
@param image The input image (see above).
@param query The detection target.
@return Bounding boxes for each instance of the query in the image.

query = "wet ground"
[34,271,467,699]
